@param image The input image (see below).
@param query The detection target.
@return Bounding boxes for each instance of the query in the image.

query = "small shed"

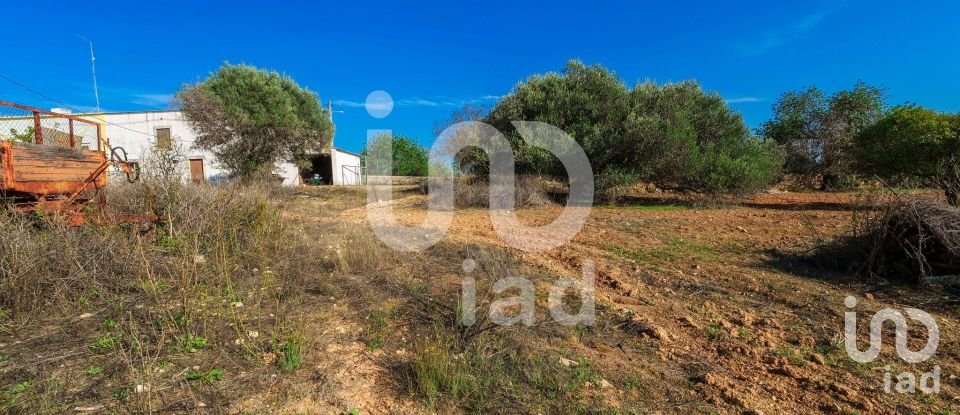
[301,148,362,185]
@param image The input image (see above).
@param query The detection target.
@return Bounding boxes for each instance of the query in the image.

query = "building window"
[156,128,172,150]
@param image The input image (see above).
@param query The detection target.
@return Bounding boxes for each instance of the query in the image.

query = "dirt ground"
[2,186,957,414]
[246,187,953,414]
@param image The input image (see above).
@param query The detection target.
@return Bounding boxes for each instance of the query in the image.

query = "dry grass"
[426,175,555,209]
[0,179,328,413]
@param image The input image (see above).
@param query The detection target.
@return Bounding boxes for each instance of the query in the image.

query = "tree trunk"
[821,173,840,191]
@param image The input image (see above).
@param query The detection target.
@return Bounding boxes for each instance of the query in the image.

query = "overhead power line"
[0,72,157,139]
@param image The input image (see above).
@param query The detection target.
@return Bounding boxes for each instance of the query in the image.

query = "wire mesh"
[0,101,102,150]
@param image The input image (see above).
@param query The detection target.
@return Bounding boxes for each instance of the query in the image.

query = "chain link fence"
[0,101,102,150]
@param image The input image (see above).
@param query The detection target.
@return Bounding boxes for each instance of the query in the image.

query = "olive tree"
[177,63,333,179]
[760,81,885,189]
[474,60,781,197]
[854,105,960,205]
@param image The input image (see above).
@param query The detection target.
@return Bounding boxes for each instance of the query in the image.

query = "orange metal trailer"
[0,100,140,225]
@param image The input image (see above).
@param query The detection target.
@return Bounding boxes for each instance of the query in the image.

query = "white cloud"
[130,93,174,108]
[397,98,440,107]
[332,94,501,110]
[735,4,843,56]
[332,99,366,108]
[724,96,764,104]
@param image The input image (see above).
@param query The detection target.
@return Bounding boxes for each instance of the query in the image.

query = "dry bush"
[0,180,294,317]
[801,192,960,285]
[426,175,554,209]
[859,198,960,282]
[0,179,325,413]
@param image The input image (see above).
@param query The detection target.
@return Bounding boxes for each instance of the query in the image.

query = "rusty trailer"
[0,100,141,225]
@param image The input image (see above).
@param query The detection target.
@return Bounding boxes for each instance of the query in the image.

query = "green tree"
[8,127,35,143]
[362,134,430,176]
[854,105,960,205]
[760,81,885,189]
[621,81,782,195]
[476,60,781,196]
[482,60,629,177]
[177,63,334,178]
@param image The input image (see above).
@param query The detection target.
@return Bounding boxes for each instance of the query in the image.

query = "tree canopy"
[759,81,885,188]
[470,60,781,197]
[177,63,334,178]
[854,105,960,204]
[362,134,430,177]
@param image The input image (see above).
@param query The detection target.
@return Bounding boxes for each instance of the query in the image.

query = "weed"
[277,339,303,372]
[365,309,390,350]
[113,388,129,401]
[155,234,182,252]
[185,368,224,383]
[575,323,591,339]
[705,323,725,341]
[102,318,118,330]
[0,355,9,363]
[611,238,717,266]
[83,366,103,376]
[407,324,609,412]
[171,312,188,327]
[178,333,207,353]
[90,333,120,352]
[622,204,690,212]
[841,356,871,377]
[774,347,809,366]
[78,289,103,306]
[0,381,31,407]
[569,358,601,391]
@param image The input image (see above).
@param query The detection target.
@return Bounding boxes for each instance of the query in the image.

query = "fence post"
[33,112,42,144]
[69,119,75,148]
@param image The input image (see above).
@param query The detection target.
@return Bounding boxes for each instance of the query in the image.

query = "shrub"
[362,134,430,176]
[0,180,283,318]
[427,175,554,209]
[854,105,960,205]
[625,81,783,195]
[594,168,641,203]
[476,60,781,198]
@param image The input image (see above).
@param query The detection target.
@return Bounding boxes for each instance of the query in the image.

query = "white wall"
[78,110,301,185]
[331,148,361,185]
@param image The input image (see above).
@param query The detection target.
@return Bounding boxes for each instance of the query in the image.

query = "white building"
[75,110,361,186]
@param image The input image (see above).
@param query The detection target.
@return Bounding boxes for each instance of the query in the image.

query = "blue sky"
[1,1,958,153]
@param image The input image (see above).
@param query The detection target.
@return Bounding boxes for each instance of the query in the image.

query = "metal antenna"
[328,100,344,122]
[78,35,101,113]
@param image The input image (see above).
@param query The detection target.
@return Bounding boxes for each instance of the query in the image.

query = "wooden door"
[189,158,205,182]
